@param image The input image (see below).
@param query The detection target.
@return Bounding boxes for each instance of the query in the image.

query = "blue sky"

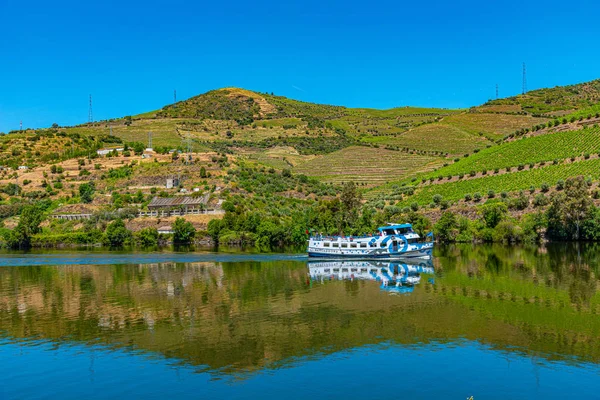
[1,0,600,133]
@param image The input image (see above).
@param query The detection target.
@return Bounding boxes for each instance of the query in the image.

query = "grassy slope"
[293,146,444,186]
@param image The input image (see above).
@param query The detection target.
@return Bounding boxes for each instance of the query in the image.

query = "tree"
[5,205,44,248]
[200,166,207,178]
[479,202,507,229]
[137,227,159,247]
[434,211,458,242]
[340,181,361,230]
[172,217,196,243]
[104,219,131,246]
[79,182,95,204]
[547,176,592,240]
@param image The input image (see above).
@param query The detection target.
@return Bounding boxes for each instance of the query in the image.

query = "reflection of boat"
[307,223,433,258]
[308,259,434,294]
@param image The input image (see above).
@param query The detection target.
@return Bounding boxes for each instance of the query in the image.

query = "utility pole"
[496,84,499,100]
[522,63,527,95]
[148,131,153,149]
[174,90,177,104]
[88,94,93,123]
[19,121,22,132]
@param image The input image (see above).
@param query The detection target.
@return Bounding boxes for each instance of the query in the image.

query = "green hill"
[480,79,600,116]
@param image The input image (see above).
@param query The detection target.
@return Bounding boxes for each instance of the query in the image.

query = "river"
[1,244,599,399]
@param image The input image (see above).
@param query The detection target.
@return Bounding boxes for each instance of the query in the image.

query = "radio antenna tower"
[88,94,93,123]
[496,84,499,99]
[522,63,527,95]
[174,89,177,104]
[20,121,22,132]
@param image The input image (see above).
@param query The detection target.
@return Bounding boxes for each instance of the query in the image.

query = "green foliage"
[103,219,132,247]
[434,211,458,243]
[4,205,44,248]
[546,176,593,240]
[172,217,196,243]
[479,202,508,229]
[105,166,133,180]
[136,227,159,247]
[79,182,95,204]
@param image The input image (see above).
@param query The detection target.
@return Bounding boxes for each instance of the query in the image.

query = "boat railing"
[310,234,381,241]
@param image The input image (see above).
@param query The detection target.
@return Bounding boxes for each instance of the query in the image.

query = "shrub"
[79,182,95,203]
[509,192,529,210]
[464,193,472,202]
[473,192,482,202]
[533,193,549,207]
[529,186,536,194]
[487,190,495,199]
[541,182,550,193]
[410,202,419,211]
[500,191,508,199]
[432,194,443,204]
[556,179,565,190]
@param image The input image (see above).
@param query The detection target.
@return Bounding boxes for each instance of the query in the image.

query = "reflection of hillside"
[1,246,600,375]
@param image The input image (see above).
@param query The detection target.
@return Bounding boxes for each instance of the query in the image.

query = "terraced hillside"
[419,127,600,179]
[293,146,444,186]
[395,158,600,206]
[360,123,491,155]
[442,113,549,140]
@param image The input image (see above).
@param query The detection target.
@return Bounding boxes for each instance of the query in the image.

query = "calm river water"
[1,244,600,399]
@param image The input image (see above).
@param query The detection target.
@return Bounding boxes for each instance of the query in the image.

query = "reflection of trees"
[0,249,599,374]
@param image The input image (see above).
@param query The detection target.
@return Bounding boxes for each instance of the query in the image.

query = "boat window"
[332,243,339,247]
[350,243,357,248]
[342,268,348,273]
[351,268,358,272]
[369,242,377,248]
[360,243,367,248]
[407,238,418,244]
[341,243,348,248]
[333,268,339,273]
[380,242,387,248]
[383,229,395,235]
[324,269,330,273]
[323,242,330,247]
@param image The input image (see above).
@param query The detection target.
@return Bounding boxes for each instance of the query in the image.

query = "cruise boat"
[308,259,434,294]
[307,223,433,258]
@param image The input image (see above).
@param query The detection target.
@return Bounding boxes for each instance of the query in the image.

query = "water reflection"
[1,244,600,378]
[309,259,434,294]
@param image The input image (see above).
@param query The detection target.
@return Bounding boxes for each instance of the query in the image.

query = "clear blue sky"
[1,0,600,133]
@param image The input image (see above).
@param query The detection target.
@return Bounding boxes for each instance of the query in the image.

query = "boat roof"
[377,223,412,231]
